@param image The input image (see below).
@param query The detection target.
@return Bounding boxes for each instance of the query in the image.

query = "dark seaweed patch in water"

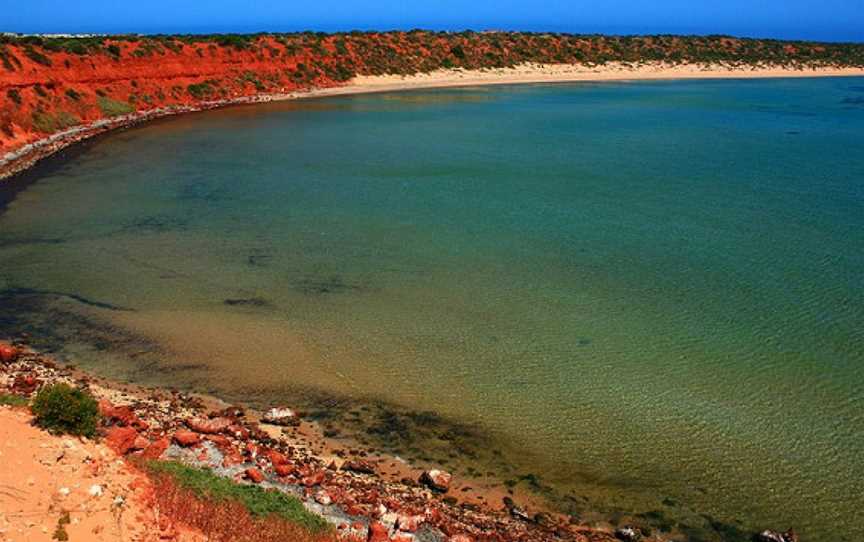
[0,287,133,312]
[120,215,189,234]
[0,289,154,358]
[0,237,66,249]
[224,297,270,308]
[176,180,224,203]
[841,96,864,106]
[292,276,362,295]
[848,86,864,93]
[247,248,273,268]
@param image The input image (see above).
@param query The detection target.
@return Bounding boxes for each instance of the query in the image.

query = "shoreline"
[0,340,619,542]
[2,61,863,182]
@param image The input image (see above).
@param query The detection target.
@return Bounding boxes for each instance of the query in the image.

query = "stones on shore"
[0,342,20,364]
[420,469,452,492]
[503,496,531,522]
[244,467,265,484]
[105,426,142,455]
[614,526,642,541]
[261,406,301,426]
[186,416,231,434]
[343,459,376,474]
[754,529,799,542]
[172,430,201,447]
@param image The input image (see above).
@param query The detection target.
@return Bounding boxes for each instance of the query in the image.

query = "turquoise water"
[1,78,863,540]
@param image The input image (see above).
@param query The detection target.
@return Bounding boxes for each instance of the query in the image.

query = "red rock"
[205,434,231,447]
[0,342,20,364]
[396,515,424,533]
[186,417,231,434]
[105,426,139,455]
[245,468,265,483]
[265,449,289,466]
[392,533,415,542]
[449,536,473,542]
[142,437,170,460]
[227,424,250,440]
[222,450,245,467]
[302,470,326,487]
[367,521,389,542]
[11,374,39,394]
[314,489,332,505]
[419,469,452,492]
[99,400,142,428]
[172,430,201,447]
[274,464,295,477]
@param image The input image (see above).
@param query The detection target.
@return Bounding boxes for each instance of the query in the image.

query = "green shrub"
[187,81,215,99]
[31,110,79,133]
[7,88,21,105]
[31,383,99,437]
[97,95,134,116]
[145,461,330,532]
[65,88,82,101]
[23,44,52,66]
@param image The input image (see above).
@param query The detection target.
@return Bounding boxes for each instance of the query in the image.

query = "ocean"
[1,77,862,541]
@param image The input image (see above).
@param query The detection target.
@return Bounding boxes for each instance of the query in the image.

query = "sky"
[4,0,863,42]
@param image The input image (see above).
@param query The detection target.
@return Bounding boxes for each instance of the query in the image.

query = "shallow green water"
[2,79,863,540]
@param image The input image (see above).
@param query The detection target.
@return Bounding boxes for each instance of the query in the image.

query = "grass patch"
[97,95,134,116]
[145,461,330,533]
[31,383,99,437]
[0,393,29,408]
[187,80,219,99]
[31,110,80,133]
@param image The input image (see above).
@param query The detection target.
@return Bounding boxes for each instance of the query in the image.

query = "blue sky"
[5,0,863,42]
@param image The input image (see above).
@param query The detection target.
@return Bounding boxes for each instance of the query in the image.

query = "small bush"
[97,95,134,116]
[65,88,82,101]
[7,88,21,105]
[31,383,99,437]
[23,44,52,66]
[31,110,79,133]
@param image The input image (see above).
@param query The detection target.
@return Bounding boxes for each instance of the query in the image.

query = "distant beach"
[3,62,864,181]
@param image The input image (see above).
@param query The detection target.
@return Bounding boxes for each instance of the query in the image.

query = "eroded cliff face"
[2,31,863,156]
[0,36,352,153]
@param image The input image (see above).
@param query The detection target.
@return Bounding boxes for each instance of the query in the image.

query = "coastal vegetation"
[144,460,335,542]
[1,30,863,159]
[31,382,100,437]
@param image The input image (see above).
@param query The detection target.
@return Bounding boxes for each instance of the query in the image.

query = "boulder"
[264,449,290,466]
[261,407,300,426]
[449,536,473,542]
[615,527,642,541]
[419,469,452,492]
[367,521,390,542]
[105,426,140,455]
[275,464,296,477]
[186,417,231,434]
[0,342,20,364]
[302,470,326,487]
[245,468,265,484]
[343,459,376,474]
[396,514,424,532]
[314,490,332,506]
[142,437,170,460]
[754,530,799,542]
[172,430,201,447]
[99,400,144,428]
